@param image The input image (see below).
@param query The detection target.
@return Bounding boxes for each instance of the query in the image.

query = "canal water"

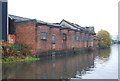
[2,44,118,79]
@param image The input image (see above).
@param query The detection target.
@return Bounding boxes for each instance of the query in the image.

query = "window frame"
[41,32,47,40]
[63,33,67,41]
[52,34,56,44]
[72,36,75,43]
[82,35,84,42]
[76,35,80,42]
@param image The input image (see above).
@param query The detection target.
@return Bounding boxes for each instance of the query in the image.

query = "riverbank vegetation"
[97,30,112,49]
[1,41,39,63]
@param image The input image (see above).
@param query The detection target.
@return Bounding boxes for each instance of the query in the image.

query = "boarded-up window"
[52,34,56,44]
[41,32,47,40]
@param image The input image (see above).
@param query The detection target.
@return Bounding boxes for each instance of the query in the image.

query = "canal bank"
[2,44,118,79]
[1,40,98,63]
[36,46,97,58]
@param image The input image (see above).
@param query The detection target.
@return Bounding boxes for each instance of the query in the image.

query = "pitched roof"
[60,19,81,30]
[8,15,96,34]
[37,20,62,28]
[9,15,36,22]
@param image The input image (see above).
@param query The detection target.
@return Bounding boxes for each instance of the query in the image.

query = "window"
[41,32,47,40]
[82,35,84,41]
[72,36,74,43]
[63,34,67,41]
[90,36,93,41]
[86,35,88,41]
[52,34,56,44]
[79,35,81,40]
[84,35,86,41]
[76,35,80,41]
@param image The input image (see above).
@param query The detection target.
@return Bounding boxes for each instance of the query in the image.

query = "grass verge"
[1,55,40,63]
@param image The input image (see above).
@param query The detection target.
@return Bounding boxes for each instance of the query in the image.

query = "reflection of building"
[3,51,97,79]
[8,15,100,55]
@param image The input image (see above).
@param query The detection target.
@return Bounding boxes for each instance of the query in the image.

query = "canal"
[2,44,118,79]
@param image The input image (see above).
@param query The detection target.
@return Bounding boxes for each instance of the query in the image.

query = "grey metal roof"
[60,19,81,29]
[8,15,96,34]
[94,37,100,40]
[9,15,36,22]
[37,20,62,28]
[80,26,95,34]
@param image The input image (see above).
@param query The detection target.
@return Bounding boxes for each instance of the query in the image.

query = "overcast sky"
[8,0,119,35]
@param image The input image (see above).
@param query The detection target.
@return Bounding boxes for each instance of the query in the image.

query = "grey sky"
[8,0,119,35]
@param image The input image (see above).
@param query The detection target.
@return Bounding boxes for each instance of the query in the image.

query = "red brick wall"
[67,30,74,49]
[50,27,62,50]
[36,25,66,53]
[81,33,85,48]
[88,34,91,47]
[36,25,50,53]
[15,21,37,54]
[14,21,97,54]
[36,26,90,53]
[60,29,68,50]
[79,32,82,48]
[91,35,94,47]
[75,32,81,48]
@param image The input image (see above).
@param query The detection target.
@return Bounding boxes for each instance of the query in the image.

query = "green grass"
[1,55,40,63]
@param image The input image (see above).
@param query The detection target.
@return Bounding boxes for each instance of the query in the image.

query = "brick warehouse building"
[8,15,100,55]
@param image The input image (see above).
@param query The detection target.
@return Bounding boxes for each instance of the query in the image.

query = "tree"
[97,30,112,48]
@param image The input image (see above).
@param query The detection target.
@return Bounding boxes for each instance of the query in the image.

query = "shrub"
[2,42,31,58]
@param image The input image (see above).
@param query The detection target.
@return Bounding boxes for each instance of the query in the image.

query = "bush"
[10,43,31,56]
[2,42,31,58]
[1,42,39,63]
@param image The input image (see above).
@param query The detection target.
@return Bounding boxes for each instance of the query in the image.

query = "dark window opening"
[63,34,67,41]
[41,32,47,40]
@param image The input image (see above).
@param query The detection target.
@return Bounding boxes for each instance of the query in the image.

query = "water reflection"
[2,45,113,79]
[94,48,111,64]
